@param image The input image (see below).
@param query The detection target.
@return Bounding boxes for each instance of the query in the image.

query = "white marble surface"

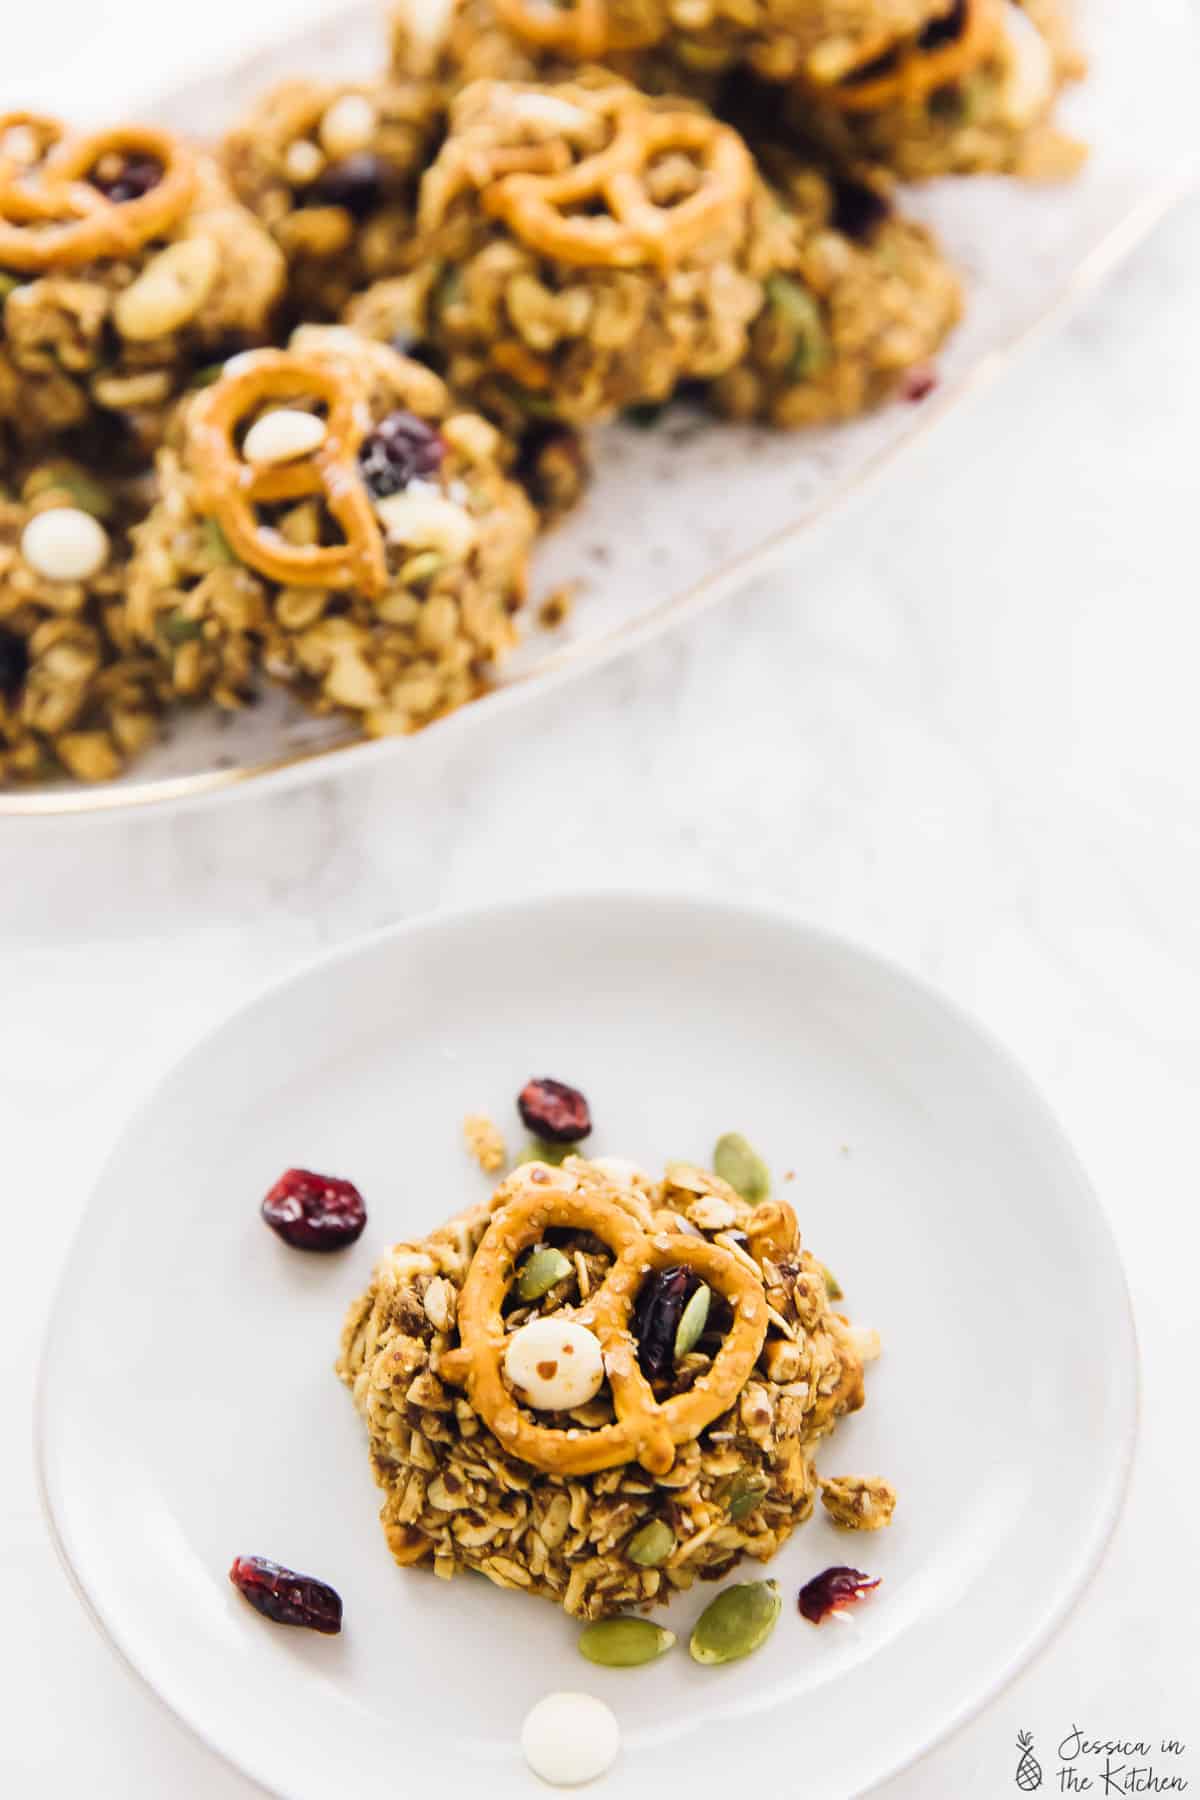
[6,5,1200,1796]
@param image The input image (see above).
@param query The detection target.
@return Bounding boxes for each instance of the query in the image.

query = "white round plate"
[38,895,1137,1798]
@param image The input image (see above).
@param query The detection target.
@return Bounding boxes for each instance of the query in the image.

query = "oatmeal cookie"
[125,326,536,733]
[358,78,771,430]
[709,155,962,426]
[222,78,444,323]
[785,0,1087,180]
[0,114,285,454]
[338,1154,881,1620]
[392,0,958,88]
[0,462,162,783]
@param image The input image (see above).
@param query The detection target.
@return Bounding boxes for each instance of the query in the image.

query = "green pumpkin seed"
[203,517,236,565]
[189,360,227,388]
[158,610,204,646]
[0,272,19,301]
[723,1471,770,1522]
[820,1263,843,1302]
[673,1282,711,1360]
[712,1133,771,1205]
[24,465,113,519]
[579,1617,675,1668]
[513,1139,576,1168]
[516,1246,573,1301]
[765,275,831,383]
[689,1580,781,1665]
[625,1519,675,1567]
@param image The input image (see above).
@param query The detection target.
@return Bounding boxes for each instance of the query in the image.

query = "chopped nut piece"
[463,1112,507,1174]
[820,1474,897,1531]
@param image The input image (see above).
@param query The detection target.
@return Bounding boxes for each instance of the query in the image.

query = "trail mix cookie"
[0,462,162,782]
[789,0,1086,180]
[392,0,958,88]
[709,156,962,426]
[358,79,771,430]
[0,114,285,453]
[126,327,536,734]
[338,1154,879,1620]
[222,78,444,323]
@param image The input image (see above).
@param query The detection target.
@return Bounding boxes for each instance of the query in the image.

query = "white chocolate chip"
[112,236,220,342]
[284,139,325,184]
[242,408,327,466]
[319,93,378,160]
[998,2,1055,126]
[521,1693,619,1788]
[374,482,478,559]
[21,508,109,583]
[504,1318,604,1413]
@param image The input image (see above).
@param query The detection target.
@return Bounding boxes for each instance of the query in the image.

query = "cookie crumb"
[819,1475,897,1531]
[463,1112,507,1173]
[538,586,574,630]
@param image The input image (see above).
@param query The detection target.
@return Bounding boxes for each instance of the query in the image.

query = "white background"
[5,2,1200,1795]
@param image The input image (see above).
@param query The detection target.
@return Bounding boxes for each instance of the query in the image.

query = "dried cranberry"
[0,627,29,701]
[831,178,891,244]
[229,1555,342,1633]
[261,1167,367,1250]
[902,366,938,403]
[90,154,163,204]
[919,0,968,49]
[358,409,445,499]
[517,1077,591,1144]
[306,152,386,219]
[797,1565,881,1624]
[633,1265,700,1382]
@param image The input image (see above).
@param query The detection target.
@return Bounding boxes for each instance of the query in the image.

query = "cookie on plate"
[709,155,962,426]
[0,460,162,783]
[0,113,285,454]
[351,79,771,430]
[782,0,1087,180]
[222,78,444,322]
[338,1154,881,1619]
[126,327,536,734]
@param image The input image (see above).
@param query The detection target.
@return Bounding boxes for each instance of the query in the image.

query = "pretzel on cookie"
[483,103,754,270]
[818,0,1001,111]
[492,0,660,59]
[0,115,196,273]
[189,348,387,597]
[438,1176,770,1476]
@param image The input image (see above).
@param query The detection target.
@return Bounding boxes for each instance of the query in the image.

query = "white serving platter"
[5,0,1197,814]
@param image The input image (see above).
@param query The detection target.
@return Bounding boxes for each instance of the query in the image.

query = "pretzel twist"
[492,0,660,59]
[483,104,753,270]
[438,1178,771,1476]
[0,115,197,272]
[819,0,1001,111]
[190,349,388,597]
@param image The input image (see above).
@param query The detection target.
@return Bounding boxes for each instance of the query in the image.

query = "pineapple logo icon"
[1015,1731,1043,1791]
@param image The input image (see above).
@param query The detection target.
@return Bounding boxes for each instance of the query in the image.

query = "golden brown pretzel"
[190,349,388,597]
[0,115,197,272]
[438,1176,770,1476]
[484,104,753,270]
[821,0,1001,111]
[492,0,660,59]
